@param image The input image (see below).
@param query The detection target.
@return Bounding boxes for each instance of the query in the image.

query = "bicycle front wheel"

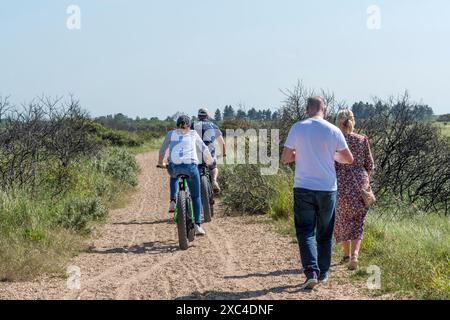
[176,191,189,250]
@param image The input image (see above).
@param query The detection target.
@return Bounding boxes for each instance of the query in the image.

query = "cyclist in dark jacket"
[191,108,226,193]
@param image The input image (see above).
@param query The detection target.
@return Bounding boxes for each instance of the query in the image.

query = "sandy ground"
[0,152,377,300]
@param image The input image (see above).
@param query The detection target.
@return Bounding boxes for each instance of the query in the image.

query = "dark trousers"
[294,188,336,279]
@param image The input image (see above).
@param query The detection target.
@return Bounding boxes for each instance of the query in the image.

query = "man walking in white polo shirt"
[282,96,354,290]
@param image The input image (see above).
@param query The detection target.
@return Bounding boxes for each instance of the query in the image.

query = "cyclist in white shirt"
[158,115,213,235]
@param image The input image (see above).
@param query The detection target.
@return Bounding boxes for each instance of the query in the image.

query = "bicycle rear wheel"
[176,191,189,250]
[201,175,212,223]
[209,177,215,217]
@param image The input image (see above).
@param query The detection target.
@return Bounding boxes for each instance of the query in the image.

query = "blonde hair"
[336,109,355,133]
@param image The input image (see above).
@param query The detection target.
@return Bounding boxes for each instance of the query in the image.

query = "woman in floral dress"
[334,109,374,270]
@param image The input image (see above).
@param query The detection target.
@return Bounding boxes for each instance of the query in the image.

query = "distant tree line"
[92,95,439,142]
[95,113,174,137]
[437,114,450,122]
[94,106,281,136]
[351,100,434,122]
[213,105,279,122]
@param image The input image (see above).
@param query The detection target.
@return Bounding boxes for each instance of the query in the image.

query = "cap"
[198,108,209,117]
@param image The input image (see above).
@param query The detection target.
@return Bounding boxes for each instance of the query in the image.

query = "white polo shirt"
[284,118,348,191]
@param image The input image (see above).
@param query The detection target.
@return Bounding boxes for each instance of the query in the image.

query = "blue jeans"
[294,188,336,280]
[167,163,202,225]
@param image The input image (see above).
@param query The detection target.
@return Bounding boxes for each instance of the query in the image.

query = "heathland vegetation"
[1,86,448,299]
[0,96,143,280]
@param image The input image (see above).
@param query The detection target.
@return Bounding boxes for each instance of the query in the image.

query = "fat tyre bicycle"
[157,165,195,250]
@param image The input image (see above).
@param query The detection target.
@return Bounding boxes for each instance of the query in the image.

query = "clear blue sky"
[1,0,449,118]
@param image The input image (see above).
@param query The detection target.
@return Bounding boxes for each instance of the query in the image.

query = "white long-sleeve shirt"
[159,129,213,165]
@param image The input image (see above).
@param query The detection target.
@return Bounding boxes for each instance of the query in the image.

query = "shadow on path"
[224,268,303,280]
[112,218,170,226]
[88,241,179,255]
[175,284,312,300]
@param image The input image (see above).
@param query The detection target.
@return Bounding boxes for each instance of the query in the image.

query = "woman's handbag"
[360,184,376,208]
[351,169,376,208]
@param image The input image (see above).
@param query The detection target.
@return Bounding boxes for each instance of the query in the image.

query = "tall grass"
[0,190,82,280]
[435,122,450,138]
[352,207,450,300]
[0,147,138,281]
[266,169,294,220]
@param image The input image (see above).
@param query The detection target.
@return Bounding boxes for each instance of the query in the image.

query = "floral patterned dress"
[334,133,374,242]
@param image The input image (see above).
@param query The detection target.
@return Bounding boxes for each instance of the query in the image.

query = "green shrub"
[96,147,139,186]
[219,164,273,215]
[87,121,144,147]
[219,163,294,218]
[57,196,107,233]
[100,129,144,147]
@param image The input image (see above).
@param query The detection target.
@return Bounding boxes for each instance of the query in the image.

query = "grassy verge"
[0,147,139,281]
[219,164,450,300]
[267,206,450,300]
[128,137,164,155]
[0,191,84,281]
[433,121,450,138]
[350,208,449,300]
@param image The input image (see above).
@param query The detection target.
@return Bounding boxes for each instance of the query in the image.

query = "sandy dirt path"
[0,152,376,300]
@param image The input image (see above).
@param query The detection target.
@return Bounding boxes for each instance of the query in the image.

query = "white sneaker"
[212,180,221,193]
[169,200,176,213]
[299,278,319,290]
[195,224,206,236]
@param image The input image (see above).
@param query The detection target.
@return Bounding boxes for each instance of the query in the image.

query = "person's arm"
[334,130,354,164]
[282,124,297,165]
[282,147,295,164]
[158,131,171,166]
[334,148,354,164]
[157,155,165,167]
[213,124,226,157]
[363,136,375,174]
[217,135,226,157]
[203,145,214,166]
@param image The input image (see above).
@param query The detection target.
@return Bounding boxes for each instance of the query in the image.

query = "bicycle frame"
[173,177,195,224]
